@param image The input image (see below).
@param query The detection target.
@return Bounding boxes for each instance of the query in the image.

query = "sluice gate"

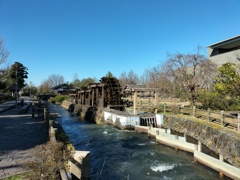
[140,117,157,127]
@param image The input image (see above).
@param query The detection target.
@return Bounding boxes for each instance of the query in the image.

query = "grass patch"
[2,172,28,180]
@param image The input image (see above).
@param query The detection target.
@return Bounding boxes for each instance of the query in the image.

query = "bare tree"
[163,51,217,106]
[38,79,53,94]
[0,37,9,87]
[0,37,9,65]
[119,70,139,87]
[140,66,173,95]
[48,74,65,87]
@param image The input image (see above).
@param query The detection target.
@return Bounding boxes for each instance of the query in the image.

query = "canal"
[49,103,223,180]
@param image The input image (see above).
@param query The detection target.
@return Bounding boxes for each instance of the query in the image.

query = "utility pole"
[15,64,18,108]
[29,81,32,98]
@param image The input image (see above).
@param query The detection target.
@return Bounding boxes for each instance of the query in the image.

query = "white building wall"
[208,49,240,66]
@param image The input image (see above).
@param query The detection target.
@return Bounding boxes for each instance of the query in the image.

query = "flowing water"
[49,104,224,180]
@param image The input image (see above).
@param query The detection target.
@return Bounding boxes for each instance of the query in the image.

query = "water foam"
[150,164,175,172]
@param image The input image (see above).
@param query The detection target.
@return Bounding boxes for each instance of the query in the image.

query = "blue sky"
[0,0,240,87]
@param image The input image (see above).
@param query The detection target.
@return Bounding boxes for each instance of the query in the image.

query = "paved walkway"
[0,97,48,179]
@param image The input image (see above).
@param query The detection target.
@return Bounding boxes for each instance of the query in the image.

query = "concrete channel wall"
[136,125,240,180]
[163,114,240,168]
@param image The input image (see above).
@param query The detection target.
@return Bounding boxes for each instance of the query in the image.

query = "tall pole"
[29,81,32,98]
[15,64,18,108]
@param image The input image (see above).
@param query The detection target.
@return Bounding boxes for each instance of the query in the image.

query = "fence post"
[238,113,240,132]
[32,103,35,118]
[164,103,166,113]
[193,106,196,117]
[207,108,210,121]
[220,110,224,126]
[44,108,47,124]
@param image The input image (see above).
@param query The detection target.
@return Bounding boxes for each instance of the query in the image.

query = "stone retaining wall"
[61,100,104,124]
[163,115,240,168]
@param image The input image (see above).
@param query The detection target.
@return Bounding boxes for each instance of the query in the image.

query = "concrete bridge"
[36,94,55,100]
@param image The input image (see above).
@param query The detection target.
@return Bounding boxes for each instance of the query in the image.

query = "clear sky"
[0,0,240,87]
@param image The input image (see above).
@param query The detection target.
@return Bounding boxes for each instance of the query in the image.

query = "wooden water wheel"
[100,77,123,109]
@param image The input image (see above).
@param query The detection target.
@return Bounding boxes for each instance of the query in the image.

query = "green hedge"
[50,95,69,104]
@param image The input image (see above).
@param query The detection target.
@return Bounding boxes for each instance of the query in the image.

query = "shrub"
[50,95,69,104]
[23,141,65,180]
[198,90,240,111]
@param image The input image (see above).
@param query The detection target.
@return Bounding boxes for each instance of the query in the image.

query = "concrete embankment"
[163,114,240,169]
[136,125,240,180]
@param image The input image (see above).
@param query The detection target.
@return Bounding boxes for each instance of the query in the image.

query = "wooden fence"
[160,104,240,132]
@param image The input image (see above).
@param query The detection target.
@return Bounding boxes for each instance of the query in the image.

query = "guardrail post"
[194,144,198,162]
[194,144,198,151]
[148,126,151,138]
[165,128,167,133]
[32,103,35,118]
[50,127,57,142]
[175,135,179,151]
[167,128,171,134]
[207,108,210,121]
[198,140,202,152]
[44,108,47,124]
[175,135,179,140]
[219,154,224,177]
[220,110,224,126]
[193,106,196,117]
[238,113,240,132]
[219,154,223,161]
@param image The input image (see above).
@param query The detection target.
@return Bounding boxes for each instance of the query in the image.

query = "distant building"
[208,35,240,66]
[123,84,146,96]
[51,83,76,95]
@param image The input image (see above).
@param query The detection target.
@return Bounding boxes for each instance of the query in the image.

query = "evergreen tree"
[8,62,28,90]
